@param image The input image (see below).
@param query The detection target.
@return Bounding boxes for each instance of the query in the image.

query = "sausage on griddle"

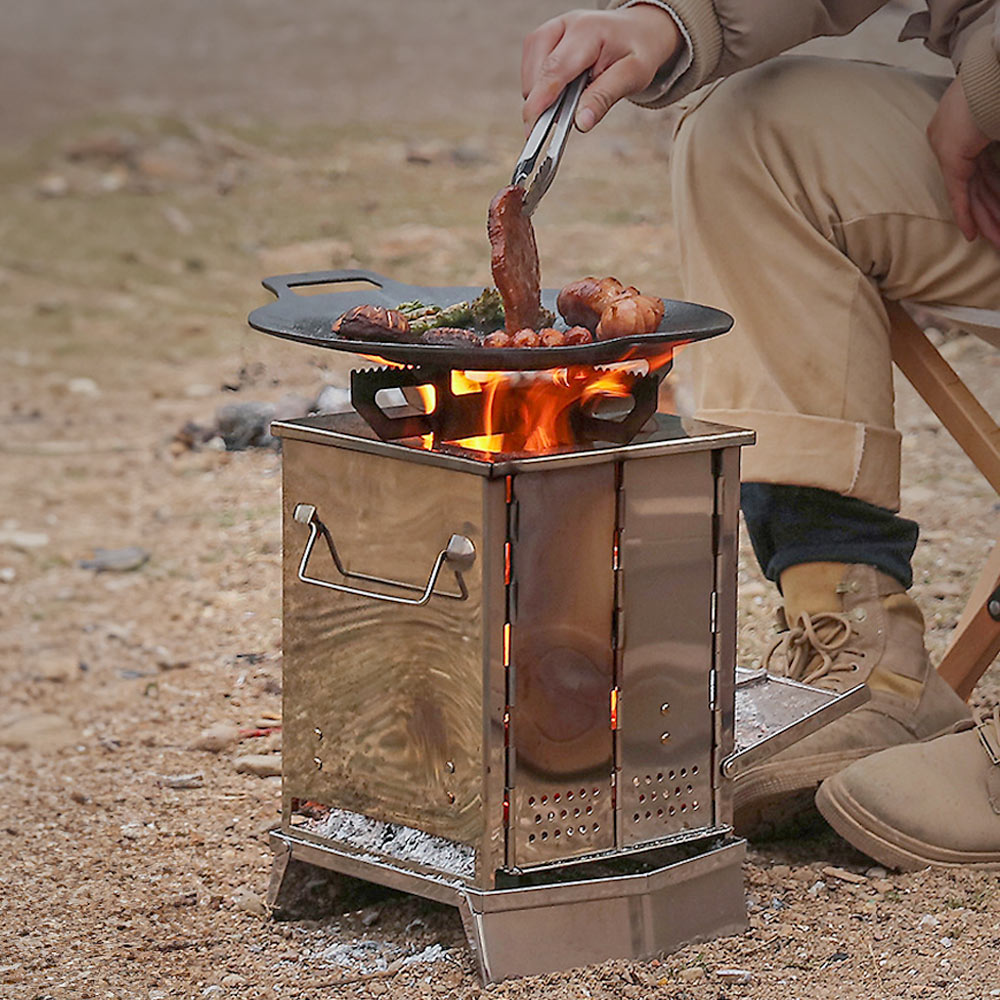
[539,328,567,347]
[556,276,626,331]
[484,330,513,348]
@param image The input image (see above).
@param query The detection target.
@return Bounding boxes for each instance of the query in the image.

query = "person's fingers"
[523,27,602,127]
[936,149,978,241]
[575,54,650,131]
[970,171,1000,249]
[976,152,1000,202]
[522,17,567,99]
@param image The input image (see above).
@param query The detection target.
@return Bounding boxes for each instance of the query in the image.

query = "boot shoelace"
[974,704,1000,766]
[765,610,860,687]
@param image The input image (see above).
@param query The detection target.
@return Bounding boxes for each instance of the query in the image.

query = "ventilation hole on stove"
[559,809,567,819]
[592,822,600,832]
[645,811,652,820]
[632,776,640,787]
[567,791,574,801]
[528,796,536,806]
[638,794,645,803]
[580,788,588,798]
[553,829,560,838]
[669,770,676,780]
[534,814,542,824]
[573,807,580,818]
[675,787,682,796]
[566,827,573,837]
[687,784,693,794]
[633,813,640,823]
[585,805,593,815]
[692,800,700,811]
[645,774,653,784]
[657,808,664,817]
[553,793,560,802]
[650,790,657,800]
[547,812,555,821]
[540,795,548,804]
[669,805,676,816]
[680,768,687,777]
[681,803,688,813]
[592,788,600,797]
[529,833,536,843]
[579,825,586,835]
[692,766,699,775]
[541,831,548,840]
[657,772,664,782]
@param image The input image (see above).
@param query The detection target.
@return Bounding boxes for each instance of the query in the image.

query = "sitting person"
[521,0,1000,863]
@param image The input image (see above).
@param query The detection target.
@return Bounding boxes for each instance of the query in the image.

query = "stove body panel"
[281,438,503,850]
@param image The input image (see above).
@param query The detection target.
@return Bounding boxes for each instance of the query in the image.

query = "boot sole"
[733,749,874,839]
[734,716,972,841]
[816,777,1000,872]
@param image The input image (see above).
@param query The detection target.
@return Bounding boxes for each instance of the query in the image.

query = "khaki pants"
[672,56,1000,511]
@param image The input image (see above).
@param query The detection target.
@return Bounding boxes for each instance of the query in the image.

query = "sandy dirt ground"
[2,2,999,998]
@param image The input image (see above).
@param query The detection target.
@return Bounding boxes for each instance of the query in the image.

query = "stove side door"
[617,449,718,846]
[281,439,487,847]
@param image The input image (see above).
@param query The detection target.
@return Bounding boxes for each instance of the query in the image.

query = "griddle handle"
[262,269,413,302]
[292,503,474,606]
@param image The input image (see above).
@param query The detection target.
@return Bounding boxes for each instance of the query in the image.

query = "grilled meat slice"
[332,304,413,341]
[488,185,542,334]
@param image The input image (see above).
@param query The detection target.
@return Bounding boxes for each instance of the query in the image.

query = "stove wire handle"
[512,71,588,216]
[292,503,474,606]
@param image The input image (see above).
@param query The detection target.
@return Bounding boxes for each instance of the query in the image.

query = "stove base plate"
[267,829,746,983]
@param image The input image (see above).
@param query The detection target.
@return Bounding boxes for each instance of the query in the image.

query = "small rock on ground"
[234,753,281,777]
[192,722,241,752]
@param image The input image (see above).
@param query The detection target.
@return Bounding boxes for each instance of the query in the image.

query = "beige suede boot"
[734,562,970,839]
[817,710,1000,870]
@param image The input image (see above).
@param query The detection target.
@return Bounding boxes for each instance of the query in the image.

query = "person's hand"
[927,77,1000,248]
[522,6,681,134]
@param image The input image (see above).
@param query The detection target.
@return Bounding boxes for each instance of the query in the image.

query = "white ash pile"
[304,806,475,880]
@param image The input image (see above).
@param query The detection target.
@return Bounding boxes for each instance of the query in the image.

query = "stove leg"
[268,839,390,920]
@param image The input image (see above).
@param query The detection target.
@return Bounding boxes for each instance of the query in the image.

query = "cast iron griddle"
[248,270,733,371]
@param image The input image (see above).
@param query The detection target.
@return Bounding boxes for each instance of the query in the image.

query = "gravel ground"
[2,2,998,998]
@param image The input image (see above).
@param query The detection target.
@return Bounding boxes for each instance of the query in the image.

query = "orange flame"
[360,345,682,456]
[446,353,671,455]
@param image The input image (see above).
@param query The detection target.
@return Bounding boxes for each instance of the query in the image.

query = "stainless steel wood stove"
[253,271,866,982]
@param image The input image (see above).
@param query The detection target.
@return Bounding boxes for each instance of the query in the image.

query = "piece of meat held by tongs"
[489,72,588,333]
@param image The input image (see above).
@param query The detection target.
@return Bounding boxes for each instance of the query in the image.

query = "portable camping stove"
[252,271,867,982]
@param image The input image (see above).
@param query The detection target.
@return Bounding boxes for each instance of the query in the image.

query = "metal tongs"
[512,71,588,216]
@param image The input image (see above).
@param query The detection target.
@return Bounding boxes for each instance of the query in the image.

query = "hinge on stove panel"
[712,467,725,557]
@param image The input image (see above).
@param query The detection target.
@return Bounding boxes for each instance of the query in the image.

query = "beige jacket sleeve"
[607,0,1000,138]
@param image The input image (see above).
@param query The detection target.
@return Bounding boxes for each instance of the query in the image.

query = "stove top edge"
[272,411,755,476]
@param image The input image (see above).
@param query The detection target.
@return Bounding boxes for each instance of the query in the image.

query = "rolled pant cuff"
[696,408,902,511]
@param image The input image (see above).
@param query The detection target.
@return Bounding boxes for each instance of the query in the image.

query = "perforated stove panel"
[616,451,716,845]
[508,465,617,867]
[517,783,613,855]
[620,765,707,839]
